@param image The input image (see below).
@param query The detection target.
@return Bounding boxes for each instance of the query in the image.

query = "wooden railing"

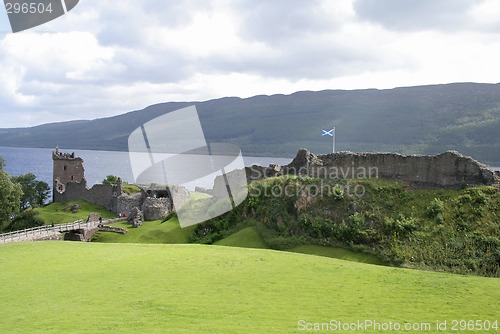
[0,218,124,243]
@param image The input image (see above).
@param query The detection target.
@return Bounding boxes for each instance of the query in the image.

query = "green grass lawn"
[91,217,196,244]
[34,201,117,225]
[0,242,498,333]
[288,244,386,265]
[214,226,268,249]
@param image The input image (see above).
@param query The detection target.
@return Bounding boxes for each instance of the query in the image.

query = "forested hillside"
[1,82,499,164]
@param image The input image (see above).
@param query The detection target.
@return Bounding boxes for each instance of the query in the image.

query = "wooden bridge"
[0,218,125,243]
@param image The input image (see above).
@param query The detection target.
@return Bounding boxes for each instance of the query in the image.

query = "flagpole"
[332,126,335,153]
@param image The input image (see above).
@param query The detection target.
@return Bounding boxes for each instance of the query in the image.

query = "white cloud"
[469,0,500,31]
[0,0,499,128]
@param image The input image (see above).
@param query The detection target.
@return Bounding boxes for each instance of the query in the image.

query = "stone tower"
[52,146,85,196]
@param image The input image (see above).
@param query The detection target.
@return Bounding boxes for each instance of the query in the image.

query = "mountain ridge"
[1,82,499,165]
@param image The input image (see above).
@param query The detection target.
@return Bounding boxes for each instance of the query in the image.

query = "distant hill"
[1,82,499,165]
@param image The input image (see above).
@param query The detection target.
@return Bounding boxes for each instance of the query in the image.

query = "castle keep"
[53,147,85,194]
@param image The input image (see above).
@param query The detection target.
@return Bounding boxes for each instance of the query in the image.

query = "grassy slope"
[0,242,498,333]
[34,201,116,225]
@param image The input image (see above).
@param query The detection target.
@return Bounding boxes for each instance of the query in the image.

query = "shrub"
[384,215,418,237]
[331,184,344,201]
[467,189,488,206]
[6,210,45,232]
[426,198,444,218]
[102,175,119,185]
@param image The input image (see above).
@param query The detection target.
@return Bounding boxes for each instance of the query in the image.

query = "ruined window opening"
[71,175,74,181]
[64,165,67,171]
[146,189,170,198]
[155,190,170,198]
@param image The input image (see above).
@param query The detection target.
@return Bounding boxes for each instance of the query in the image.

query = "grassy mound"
[34,200,116,225]
[212,228,384,265]
[214,226,267,249]
[189,177,500,277]
[91,218,195,244]
[0,242,498,333]
[95,221,384,265]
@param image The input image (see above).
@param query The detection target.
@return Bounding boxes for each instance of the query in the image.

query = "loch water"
[0,146,292,196]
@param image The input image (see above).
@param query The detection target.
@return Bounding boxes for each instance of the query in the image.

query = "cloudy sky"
[1,0,500,128]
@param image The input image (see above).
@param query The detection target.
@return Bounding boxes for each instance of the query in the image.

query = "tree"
[11,173,50,210]
[0,169,22,225]
[5,209,45,232]
[102,175,119,185]
[34,181,51,206]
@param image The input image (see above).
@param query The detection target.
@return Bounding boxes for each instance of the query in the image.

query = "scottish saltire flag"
[322,129,334,137]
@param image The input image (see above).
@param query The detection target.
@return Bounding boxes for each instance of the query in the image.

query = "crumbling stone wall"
[35,233,63,241]
[212,168,248,199]
[53,179,118,211]
[117,193,143,216]
[63,227,100,242]
[98,225,127,234]
[141,197,171,221]
[248,149,495,189]
[168,185,190,210]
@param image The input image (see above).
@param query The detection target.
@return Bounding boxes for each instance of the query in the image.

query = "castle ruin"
[52,148,182,220]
